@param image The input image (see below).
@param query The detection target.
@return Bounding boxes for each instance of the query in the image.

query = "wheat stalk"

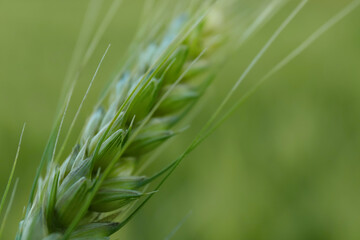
[16,7,224,240]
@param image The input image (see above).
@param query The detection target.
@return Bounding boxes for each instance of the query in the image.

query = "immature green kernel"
[125,130,175,156]
[163,45,189,83]
[81,108,104,144]
[58,159,92,195]
[127,78,160,121]
[90,189,143,212]
[157,84,199,114]
[102,176,148,189]
[70,222,120,239]
[21,209,48,240]
[55,177,89,226]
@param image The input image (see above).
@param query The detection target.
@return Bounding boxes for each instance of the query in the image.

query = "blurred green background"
[1,0,360,239]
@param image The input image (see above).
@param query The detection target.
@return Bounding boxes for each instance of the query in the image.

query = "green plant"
[1,0,359,239]
[16,4,227,239]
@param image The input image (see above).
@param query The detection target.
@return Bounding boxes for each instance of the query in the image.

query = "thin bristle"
[56,44,111,163]
[0,179,19,238]
[0,123,25,222]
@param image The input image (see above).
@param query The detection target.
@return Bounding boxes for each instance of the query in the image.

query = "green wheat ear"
[16,4,228,239]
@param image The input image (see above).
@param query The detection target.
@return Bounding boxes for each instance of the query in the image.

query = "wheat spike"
[16,8,224,240]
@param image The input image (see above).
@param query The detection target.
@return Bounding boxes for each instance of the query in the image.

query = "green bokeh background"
[1,0,360,239]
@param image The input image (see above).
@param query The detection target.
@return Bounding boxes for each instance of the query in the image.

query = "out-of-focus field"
[1,0,360,239]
